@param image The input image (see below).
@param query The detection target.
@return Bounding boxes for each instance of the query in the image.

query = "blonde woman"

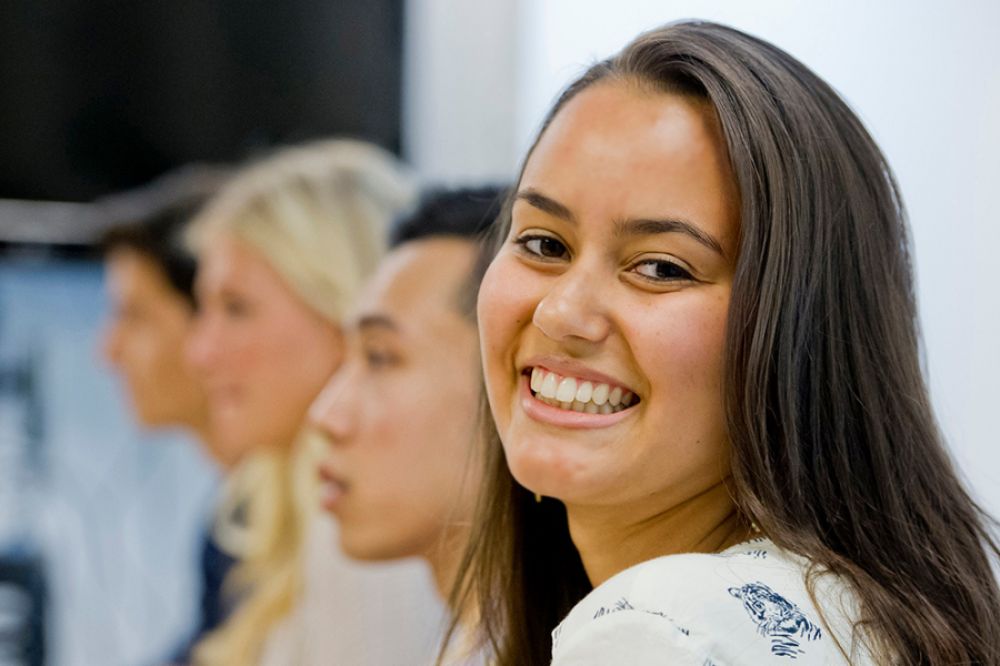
[185,139,443,666]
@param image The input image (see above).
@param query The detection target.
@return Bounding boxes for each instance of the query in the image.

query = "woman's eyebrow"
[613,218,725,257]
[515,187,725,257]
[515,188,576,223]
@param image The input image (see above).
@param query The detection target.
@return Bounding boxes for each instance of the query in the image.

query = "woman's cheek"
[478,254,522,353]
[477,254,534,417]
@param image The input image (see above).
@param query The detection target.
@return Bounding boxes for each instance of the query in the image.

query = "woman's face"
[188,233,343,459]
[478,80,740,511]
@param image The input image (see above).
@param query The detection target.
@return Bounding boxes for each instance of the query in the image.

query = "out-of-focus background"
[0,1,996,664]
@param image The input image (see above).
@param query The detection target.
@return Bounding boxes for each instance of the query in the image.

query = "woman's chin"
[504,433,606,504]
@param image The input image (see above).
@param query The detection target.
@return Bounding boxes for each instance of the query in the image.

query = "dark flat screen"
[0,0,403,202]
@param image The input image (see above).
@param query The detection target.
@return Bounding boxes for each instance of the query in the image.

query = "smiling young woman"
[447,20,1000,666]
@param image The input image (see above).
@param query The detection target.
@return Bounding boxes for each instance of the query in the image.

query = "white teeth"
[540,372,558,399]
[530,368,637,415]
[530,367,543,392]
[556,377,578,402]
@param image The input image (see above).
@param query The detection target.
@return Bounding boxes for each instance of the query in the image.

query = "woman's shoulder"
[551,537,875,665]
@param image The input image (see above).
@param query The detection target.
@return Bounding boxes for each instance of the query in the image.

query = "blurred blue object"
[0,256,217,666]
[0,551,45,666]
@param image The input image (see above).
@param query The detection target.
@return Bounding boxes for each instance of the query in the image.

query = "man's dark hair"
[100,195,206,306]
[390,185,506,247]
[390,185,508,320]
[99,165,226,306]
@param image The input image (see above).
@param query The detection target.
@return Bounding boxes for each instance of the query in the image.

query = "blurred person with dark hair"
[99,174,252,664]
[309,185,505,664]
[102,196,213,455]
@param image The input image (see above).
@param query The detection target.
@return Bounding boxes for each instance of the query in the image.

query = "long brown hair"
[446,20,1000,665]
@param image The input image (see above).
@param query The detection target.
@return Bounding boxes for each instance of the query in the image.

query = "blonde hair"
[189,139,416,666]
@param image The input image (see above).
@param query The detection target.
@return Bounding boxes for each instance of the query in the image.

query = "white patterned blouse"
[551,537,877,665]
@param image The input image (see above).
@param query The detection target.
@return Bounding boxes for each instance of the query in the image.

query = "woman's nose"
[531,266,611,345]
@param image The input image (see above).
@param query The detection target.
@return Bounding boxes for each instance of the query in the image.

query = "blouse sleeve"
[551,610,712,666]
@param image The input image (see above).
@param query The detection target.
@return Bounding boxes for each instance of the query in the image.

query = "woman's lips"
[519,374,636,429]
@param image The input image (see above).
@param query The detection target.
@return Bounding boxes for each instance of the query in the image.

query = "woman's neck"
[566,480,749,587]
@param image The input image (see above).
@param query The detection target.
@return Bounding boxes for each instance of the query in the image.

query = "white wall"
[405,1,1000,514]
[402,0,520,183]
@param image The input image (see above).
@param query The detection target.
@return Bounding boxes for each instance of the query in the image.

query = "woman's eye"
[632,259,693,282]
[516,235,569,260]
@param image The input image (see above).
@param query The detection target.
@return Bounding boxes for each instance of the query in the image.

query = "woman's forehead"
[519,81,739,254]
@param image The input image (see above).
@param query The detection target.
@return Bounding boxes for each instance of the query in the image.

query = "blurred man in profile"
[102,196,212,450]
[309,186,504,663]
